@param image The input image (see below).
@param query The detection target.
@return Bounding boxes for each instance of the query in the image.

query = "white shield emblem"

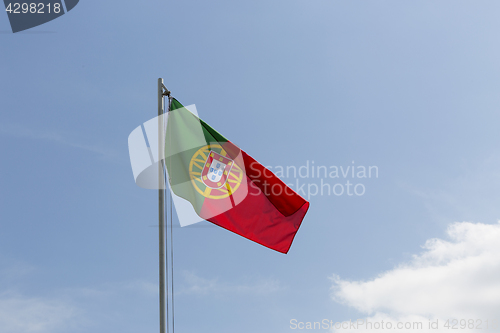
[201,150,234,189]
[207,160,226,183]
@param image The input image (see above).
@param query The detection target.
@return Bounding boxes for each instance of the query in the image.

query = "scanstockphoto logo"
[3,0,79,33]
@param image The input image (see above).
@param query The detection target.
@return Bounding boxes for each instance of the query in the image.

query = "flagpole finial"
[158,78,171,97]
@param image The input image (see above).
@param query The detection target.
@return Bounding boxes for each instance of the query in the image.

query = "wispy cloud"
[0,292,79,333]
[331,221,500,332]
[0,258,83,333]
[120,280,159,296]
[178,271,285,296]
[0,258,162,333]
[0,123,119,160]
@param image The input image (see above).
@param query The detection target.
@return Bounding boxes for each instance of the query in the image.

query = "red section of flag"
[200,147,309,254]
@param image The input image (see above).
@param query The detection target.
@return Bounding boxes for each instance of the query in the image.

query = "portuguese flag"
[165,99,309,254]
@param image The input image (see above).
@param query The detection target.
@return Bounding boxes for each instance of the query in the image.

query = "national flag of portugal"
[165,99,309,253]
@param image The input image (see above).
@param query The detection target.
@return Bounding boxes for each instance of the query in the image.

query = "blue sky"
[2,1,500,332]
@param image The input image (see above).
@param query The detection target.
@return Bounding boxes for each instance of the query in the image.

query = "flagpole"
[158,78,166,333]
[158,78,171,333]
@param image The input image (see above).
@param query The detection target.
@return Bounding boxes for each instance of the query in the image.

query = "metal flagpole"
[158,78,166,333]
[167,95,175,333]
[158,78,171,333]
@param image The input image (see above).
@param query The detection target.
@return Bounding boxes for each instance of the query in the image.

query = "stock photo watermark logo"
[128,104,249,227]
[256,160,378,200]
[128,104,378,227]
[3,0,79,33]
[290,318,425,330]
[290,318,500,331]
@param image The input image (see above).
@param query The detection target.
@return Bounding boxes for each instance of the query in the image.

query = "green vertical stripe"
[165,99,230,215]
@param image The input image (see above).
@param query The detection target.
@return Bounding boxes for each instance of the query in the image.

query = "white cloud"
[331,221,500,332]
[0,259,79,332]
[0,256,169,333]
[0,292,78,333]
